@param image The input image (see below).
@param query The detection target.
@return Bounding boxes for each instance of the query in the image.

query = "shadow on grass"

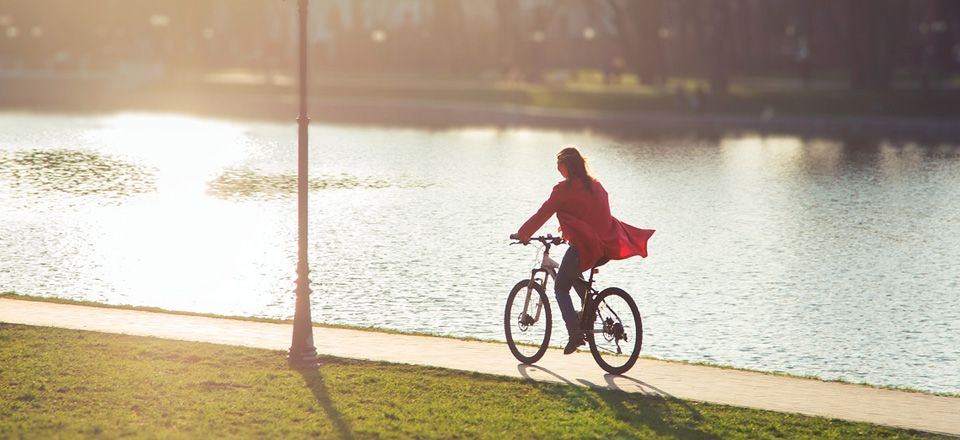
[598,373,705,422]
[517,363,577,385]
[295,366,355,440]
[519,363,718,439]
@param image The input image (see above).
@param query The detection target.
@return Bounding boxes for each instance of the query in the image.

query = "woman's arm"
[516,184,566,241]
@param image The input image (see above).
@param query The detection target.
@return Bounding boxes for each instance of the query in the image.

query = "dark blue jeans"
[555,245,586,338]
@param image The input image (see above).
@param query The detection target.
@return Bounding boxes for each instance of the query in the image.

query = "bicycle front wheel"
[586,287,642,375]
[504,280,552,364]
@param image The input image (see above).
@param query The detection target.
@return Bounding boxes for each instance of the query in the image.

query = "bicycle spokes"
[505,280,552,364]
[587,288,642,374]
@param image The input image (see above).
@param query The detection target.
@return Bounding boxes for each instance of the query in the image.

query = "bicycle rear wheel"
[586,287,642,375]
[504,280,552,364]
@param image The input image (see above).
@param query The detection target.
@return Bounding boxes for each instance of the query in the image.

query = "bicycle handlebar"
[509,233,565,246]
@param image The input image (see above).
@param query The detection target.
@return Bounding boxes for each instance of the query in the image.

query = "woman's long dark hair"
[557,146,594,193]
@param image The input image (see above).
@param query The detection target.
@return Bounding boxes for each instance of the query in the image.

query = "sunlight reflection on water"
[1,112,958,394]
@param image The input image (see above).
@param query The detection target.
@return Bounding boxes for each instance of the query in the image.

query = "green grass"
[10,72,959,122]
[0,324,948,439]
[234,75,960,118]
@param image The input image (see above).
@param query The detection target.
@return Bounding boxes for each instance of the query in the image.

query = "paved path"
[2,298,958,436]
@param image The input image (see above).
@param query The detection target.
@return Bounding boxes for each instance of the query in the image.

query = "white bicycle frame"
[521,245,561,325]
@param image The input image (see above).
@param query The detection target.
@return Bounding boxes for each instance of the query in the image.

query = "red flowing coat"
[517,179,655,272]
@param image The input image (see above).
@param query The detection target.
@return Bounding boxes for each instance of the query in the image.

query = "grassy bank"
[115,73,960,118]
[4,74,960,121]
[0,323,947,439]
[298,79,960,119]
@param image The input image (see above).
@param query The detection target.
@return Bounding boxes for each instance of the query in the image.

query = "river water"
[1,112,958,394]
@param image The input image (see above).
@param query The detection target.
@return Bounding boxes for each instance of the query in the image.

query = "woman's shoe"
[563,334,585,354]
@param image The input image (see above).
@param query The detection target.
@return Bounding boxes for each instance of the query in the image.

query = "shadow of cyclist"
[599,373,705,422]
[518,364,718,439]
[517,363,578,385]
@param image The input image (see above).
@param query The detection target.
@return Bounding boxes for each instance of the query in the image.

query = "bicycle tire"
[586,287,642,375]
[504,279,552,364]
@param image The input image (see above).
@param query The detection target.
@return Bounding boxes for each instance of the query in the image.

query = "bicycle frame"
[522,240,599,330]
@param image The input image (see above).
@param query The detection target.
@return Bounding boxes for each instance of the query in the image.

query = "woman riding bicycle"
[515,146,654,354]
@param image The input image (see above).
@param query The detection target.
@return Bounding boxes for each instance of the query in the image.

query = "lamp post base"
[288,346,319,368]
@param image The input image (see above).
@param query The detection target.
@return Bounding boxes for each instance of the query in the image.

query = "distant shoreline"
[2,76,959,142]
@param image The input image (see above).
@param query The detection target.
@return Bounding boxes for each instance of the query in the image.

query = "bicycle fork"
[520,270,548,327]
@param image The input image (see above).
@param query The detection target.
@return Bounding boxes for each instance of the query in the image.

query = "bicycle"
[504,234,643,374]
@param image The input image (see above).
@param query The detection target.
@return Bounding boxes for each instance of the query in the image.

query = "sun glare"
[74,114,289,312]
[86,114,250,199]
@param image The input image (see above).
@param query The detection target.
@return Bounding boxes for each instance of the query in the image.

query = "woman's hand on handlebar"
[509,233,563,246]
[509,233,529,245]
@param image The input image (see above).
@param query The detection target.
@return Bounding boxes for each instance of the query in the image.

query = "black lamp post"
[288,0,318,368]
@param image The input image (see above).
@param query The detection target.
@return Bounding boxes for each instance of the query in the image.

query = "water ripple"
[206,168,432,200]
[0,149,155,198]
